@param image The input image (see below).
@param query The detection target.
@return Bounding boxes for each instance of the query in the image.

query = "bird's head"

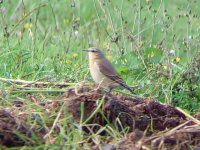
[83,47,105,60]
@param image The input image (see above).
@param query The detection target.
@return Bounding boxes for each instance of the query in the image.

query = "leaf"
[115,52,144,77]
[116,51,142,69]
[144,47,164,64]
[117,67,129,74]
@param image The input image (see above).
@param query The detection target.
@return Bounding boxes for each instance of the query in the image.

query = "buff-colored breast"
[89,61,117,87]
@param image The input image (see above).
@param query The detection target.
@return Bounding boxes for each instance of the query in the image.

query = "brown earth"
[0,85,200,149]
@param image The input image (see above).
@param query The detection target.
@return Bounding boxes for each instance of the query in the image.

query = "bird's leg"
[92,79,104,92]
[107,84,119,93]
[107,86,113,93]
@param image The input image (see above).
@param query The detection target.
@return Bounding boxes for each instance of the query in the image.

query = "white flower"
[168,50,175,56]
[74,30,79,35]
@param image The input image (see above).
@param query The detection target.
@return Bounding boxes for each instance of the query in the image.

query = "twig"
[144,119,200,147]
[21,76,48,87]
[144,120,191,144]
[44,102,65,140]
[0,77,75,87]
[10,89,69,93]
[176,107,200,125]
[151,122,200,147]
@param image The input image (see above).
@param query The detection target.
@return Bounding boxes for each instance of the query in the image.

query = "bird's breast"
[89,61,105,84]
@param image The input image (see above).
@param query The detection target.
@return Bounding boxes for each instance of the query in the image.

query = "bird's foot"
[90,84,101,93]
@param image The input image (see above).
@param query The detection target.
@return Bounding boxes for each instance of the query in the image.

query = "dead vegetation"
[0,84,200,149]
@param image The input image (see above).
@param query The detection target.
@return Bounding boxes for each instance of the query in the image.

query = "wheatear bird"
[83,47,133,93]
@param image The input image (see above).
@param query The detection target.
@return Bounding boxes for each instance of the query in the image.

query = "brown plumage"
[83,47,133,93]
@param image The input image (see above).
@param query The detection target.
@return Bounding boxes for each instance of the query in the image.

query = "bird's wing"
[98,58,128,86]
[98,58,133,92]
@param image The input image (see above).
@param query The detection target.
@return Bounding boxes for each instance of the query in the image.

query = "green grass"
[0,0,200,149]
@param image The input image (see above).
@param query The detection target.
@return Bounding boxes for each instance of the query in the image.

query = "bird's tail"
[121,83,138,93]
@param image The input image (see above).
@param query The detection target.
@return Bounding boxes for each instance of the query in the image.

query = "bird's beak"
[82,49,90,52]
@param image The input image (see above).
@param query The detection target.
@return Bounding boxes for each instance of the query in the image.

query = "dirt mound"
[64,86,186,132]
[64,85,200,149]
[0,85,199,149]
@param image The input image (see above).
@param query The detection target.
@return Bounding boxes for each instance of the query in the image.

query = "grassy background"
[0,0,200,149]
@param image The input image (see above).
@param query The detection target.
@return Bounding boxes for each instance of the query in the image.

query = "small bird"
[83,47,133,93]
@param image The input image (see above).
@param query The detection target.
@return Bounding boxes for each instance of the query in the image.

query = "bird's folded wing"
[98,58,125,85]
[98,58,133,93]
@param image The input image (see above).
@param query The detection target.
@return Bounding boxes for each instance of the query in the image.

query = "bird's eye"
[91,50,95,52]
